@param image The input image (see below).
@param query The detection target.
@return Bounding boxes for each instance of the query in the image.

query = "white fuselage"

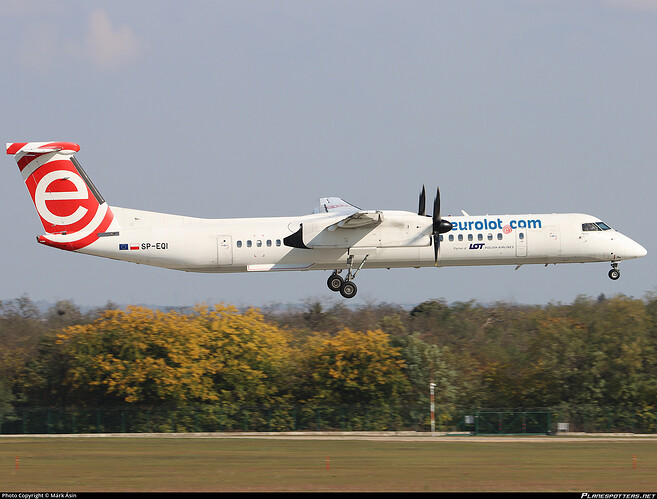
[8,142,646,299]
[76,207,646,274]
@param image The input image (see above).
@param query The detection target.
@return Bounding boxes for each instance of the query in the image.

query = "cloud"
[17,9,147,73]
[78,9,147,71]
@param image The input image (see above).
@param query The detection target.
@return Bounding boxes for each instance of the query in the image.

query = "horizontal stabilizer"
[7,142,80,155]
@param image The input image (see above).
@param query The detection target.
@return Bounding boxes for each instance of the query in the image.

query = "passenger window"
[487,233,493,241]
[468,234,473,241]
[449,234,454,242]
[439,235,443,242]
[276,239,281,246]
[458,234,463,242]
[247,240,252,248]
[478,234,483,241]
[256,240,262,247]
[267,240,272,247]
[519,233,524,240]
[497,233,502,240]
[237,240,242,248]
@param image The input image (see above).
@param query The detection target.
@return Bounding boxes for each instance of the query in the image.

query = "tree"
[523,315,587,407]
[392,333,455,405]
[53,305,296,407]
[299,328,409,406]
[0,296,47,412]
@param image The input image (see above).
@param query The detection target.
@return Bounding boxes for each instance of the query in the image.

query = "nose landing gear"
[608,262,620,280]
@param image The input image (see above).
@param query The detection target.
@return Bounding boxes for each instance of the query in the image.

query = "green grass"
[1,437,656,492]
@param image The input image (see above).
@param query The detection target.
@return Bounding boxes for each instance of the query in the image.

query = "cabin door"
[217,236,233,265]
[515,229,527,257]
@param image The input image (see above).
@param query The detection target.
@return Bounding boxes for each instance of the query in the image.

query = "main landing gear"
[327,273,358,299]
[608,262,620,281]
[327,254,369,299]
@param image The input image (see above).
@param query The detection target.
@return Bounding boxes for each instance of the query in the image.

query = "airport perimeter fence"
[0,405,655,435]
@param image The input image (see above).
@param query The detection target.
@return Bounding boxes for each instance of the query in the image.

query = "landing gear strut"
[326,254,369,299]
[608,262,620,280]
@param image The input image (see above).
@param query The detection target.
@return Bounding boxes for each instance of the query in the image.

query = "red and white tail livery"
[8,142,117,251]
[7,141,647,299]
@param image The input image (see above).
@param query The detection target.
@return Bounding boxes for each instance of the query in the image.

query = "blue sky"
[1,0,655,309]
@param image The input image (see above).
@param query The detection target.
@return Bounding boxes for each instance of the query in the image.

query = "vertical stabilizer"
[7,141,118,251]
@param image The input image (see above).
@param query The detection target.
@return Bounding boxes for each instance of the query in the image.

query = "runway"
[3,431,657,442]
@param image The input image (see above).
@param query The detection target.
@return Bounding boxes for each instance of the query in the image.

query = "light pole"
[430,382,436,436]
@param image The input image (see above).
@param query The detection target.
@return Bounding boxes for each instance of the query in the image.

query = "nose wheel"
[608,263,620,280]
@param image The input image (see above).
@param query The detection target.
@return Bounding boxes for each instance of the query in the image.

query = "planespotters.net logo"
[580,494,656,498]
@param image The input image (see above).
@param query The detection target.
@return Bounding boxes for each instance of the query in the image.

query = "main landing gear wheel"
[327,273,344,292]
[340,280,358,299]
[334,255,365,299]
[609,268,620,280]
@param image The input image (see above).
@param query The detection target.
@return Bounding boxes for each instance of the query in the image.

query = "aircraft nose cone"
[627,240,647,259]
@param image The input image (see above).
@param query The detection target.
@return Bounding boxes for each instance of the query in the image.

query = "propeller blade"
[433,187,441,231]
[418,185,426,216]
[433,186,454,234]
[432,187,441,265]
[430,186,453,265]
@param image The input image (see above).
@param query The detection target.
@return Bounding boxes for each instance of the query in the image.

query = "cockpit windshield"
[582,222,612,231]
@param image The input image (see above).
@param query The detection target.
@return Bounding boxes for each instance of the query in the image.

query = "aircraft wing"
[312,197,360,215]
[313,196,383,230]
[285,202,384,249]
[327,210,384,230]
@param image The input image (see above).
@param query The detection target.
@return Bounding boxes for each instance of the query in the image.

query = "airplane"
[7,141,647,299]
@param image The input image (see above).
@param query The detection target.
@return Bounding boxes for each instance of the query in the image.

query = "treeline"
[1,293,657,431]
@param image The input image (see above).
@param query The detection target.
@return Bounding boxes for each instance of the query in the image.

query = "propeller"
[418,185,453,265]
[418,185,426,217]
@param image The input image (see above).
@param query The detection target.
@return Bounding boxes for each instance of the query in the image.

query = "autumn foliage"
[56,305,295,406]
[2,293,657,431]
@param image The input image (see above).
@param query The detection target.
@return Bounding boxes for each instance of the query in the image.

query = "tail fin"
[7,141,117,251]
